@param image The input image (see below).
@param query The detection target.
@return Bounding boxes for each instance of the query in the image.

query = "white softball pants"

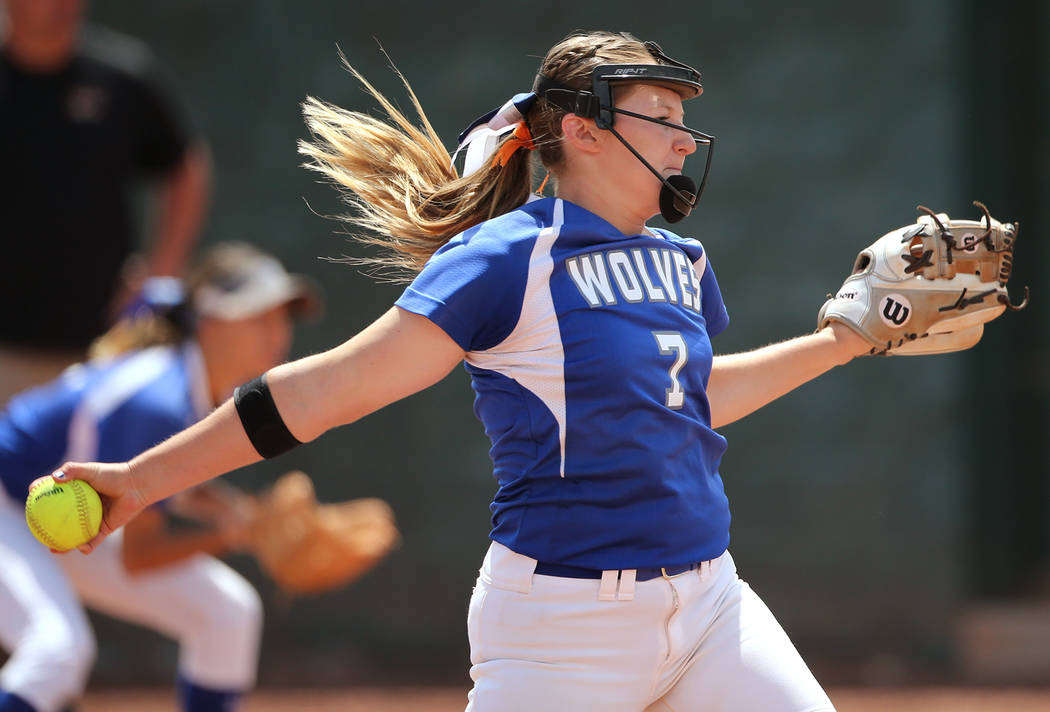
[0,490,262,712]
[466,542,834,712]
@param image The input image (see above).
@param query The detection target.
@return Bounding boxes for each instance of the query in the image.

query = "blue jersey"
[396,197,732,570]
[0,344,211,499]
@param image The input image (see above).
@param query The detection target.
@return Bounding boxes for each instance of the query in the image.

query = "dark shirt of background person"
[0,0,211,403]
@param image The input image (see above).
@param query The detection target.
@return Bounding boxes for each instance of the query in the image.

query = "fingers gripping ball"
[25,476,103,551]
[818,202,1028,356]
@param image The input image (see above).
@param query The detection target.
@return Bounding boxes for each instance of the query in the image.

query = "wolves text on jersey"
[565,246,703,313]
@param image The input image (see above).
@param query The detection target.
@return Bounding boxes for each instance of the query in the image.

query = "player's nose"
[675,132,697,156]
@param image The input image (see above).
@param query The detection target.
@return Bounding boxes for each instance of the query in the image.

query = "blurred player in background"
[0,0,211,404]
[0,243,321,712]
[48,30,880,711]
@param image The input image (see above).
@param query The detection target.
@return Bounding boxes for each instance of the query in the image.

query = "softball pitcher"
[51,31,874,711]
[0,243,319,712]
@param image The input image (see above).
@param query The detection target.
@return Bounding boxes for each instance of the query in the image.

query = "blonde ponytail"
[299,34,658,281]
[299,60,533,282]
[88,315,183,361]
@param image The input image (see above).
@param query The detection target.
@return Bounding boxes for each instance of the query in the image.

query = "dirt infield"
[78,686,1050,711]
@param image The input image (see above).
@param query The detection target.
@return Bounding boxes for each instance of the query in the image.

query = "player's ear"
[560,114,602,155]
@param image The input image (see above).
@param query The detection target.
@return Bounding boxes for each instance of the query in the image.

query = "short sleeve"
[697,255,730,337]
[655,228,731,338]
[395,212,538,352]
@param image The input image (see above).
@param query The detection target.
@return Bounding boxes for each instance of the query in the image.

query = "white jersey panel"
[465,200,568,476]
[693,248,708,281]
[63,344,210,463]
[64,347,177,462]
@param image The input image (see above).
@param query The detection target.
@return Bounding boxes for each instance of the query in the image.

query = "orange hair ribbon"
[492,122,536,167]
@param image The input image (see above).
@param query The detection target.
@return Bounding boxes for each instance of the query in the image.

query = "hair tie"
[492,122,536,168]
[121,276,195,336]
[450,93,538,177]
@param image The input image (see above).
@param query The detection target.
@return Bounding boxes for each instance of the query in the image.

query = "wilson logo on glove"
[879,295,912,327]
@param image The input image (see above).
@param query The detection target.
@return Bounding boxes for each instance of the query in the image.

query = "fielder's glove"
[251,471,400,595]
[818,202,1028,355]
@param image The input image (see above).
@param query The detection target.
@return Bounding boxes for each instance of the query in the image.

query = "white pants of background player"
[467,542,835,712]
[0,490,261,712]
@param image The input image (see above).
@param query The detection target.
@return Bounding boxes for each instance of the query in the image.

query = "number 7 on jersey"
[652,331,688,409]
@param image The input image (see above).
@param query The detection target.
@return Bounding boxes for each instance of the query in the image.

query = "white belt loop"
[598,570,619,601]
[617,569,636,601]
[699,559,712,582]
[483,542,535,594]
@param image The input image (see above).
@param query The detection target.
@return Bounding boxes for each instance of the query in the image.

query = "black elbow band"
[233,373,301,459]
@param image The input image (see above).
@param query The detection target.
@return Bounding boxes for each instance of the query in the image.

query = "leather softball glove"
[818,202,1028,355]
[251,471,399,595]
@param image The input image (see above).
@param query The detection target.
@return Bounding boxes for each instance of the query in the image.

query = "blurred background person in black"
[0,0,211,405]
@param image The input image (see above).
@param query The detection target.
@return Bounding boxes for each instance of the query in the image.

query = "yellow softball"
[25,476,102,551]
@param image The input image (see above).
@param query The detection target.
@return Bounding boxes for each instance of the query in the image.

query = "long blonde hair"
[88,314,184,361]
[298,32,658,282]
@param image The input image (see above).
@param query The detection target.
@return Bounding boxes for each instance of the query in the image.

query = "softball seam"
[26,508,62,550]
[72,482,92,541]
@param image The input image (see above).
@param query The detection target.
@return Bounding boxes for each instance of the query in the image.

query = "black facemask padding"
[660,174,698,224]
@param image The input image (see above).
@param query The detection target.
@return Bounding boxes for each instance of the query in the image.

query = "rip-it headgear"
[451,41,714,223]
[535,41,714,223]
